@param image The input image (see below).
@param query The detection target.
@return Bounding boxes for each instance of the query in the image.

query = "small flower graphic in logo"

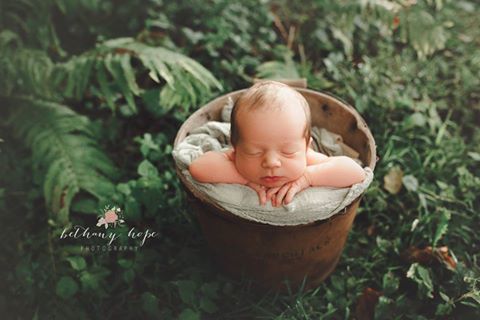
[97,206,125,229]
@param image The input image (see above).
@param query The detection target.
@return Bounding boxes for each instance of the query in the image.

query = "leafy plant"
[256,47,301,80]
[1,10,222,222]
[54,37,223,115]
[4,96,118,224]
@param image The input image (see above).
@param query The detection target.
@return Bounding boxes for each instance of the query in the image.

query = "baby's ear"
[308,137,313,147]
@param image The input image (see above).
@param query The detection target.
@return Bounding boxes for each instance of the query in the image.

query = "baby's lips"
[260,176,285,186]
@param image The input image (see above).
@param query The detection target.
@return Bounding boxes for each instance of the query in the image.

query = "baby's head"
[230,81,312,187]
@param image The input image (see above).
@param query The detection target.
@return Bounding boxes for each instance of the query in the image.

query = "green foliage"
[398,6,448,59]
[54,37,223,115]
[271,0,452,62]
[0,0,64,54]
[0,0,222,225]
[56,276,79,299]
[147,0,280,90]
[0,31,55,98]
[4,96,117,223]
[407,263,435,299]
[256,48,300,80]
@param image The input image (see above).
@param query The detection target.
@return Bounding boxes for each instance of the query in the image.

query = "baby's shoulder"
[307,147,327,156]
[307,148,329,165]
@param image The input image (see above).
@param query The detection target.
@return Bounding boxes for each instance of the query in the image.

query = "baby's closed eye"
[244,150,263,156]
[281,149,300,156]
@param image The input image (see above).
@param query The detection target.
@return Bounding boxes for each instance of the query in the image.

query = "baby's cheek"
[235,157,258,179]
[287,158,307,179]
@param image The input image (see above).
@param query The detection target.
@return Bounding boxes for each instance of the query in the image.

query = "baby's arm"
[270,150,365,207]
[307,148,329,165]
[305,156,365,188]
[306,148,364,187]
[189,149,270,205]
[189,149,248,184]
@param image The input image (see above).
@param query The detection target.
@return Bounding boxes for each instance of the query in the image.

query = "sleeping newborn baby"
[189,80,366,207]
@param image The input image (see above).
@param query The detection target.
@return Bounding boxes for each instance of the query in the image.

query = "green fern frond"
[400,9,447,59]
[359,1,447,59]
[4,96,117,224]
[0,0,65,55]
[54,37,223,114]
[256,50,300,80]
[316,1,447,60]
[0,30,55,98]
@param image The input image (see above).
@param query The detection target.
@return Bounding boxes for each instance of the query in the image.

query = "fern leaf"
[54,37,222,114]
[400,8,447,59]
[0,31,55,98]
[119,53,141,95]
[148,56,175,87]
[433,209,451,246]
[256,51,300,80]
[4,96,117,224]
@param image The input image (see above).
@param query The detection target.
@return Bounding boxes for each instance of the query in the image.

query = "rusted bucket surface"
[173,88,376,292]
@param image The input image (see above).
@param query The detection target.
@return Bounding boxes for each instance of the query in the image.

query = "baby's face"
[233,101,309,188]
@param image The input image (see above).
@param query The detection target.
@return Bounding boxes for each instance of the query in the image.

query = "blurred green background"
[0,0,479,318]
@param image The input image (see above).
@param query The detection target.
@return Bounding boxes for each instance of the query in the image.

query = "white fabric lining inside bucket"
[173,102,374,226]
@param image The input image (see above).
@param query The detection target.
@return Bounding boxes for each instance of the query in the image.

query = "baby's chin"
[257,178,289,188]
[256,173,305,188]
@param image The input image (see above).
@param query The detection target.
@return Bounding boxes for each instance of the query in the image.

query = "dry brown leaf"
[433,246,457,270]
[355,287,383,320]
[383,166,403,194]
[401,245,457,270]
[367,225,376,236]
[401,246,436,265]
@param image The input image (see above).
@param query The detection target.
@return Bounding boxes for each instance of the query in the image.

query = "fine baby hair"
[230,80,312,148]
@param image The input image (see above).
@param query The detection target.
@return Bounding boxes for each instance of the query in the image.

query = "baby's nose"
[262,152,281,168]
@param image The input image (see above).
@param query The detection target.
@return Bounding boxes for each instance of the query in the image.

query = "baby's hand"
[246,182,268,206]
[266,174,311,207]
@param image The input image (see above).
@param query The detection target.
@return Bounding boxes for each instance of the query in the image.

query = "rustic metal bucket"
[173,82,376,292]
